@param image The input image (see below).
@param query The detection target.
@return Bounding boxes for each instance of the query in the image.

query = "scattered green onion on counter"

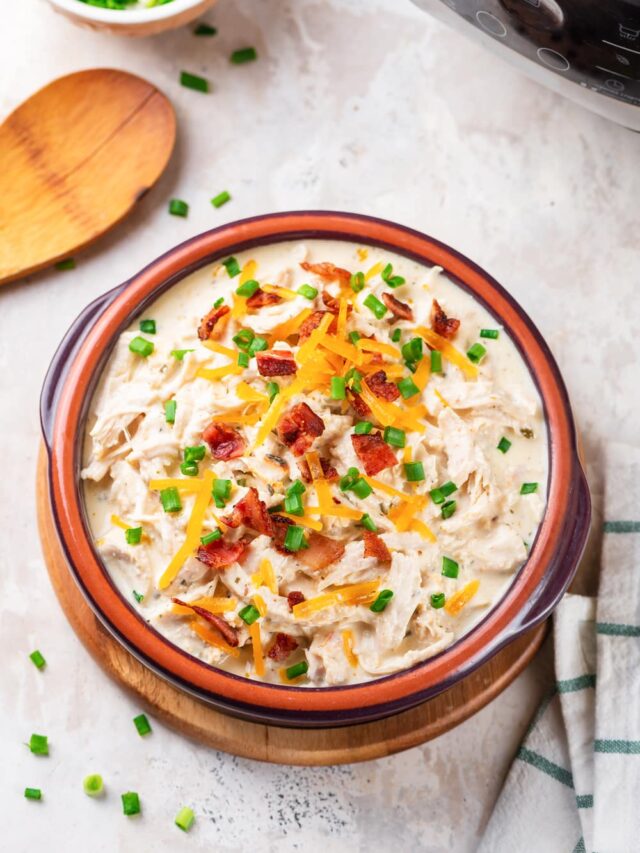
[180,71,209,93]
[83,774,104,798]
[29,650,46,670]
[133,714,152,737]
[175,806,196,832]
[121,791,141,817]
[231,47,258,64]
[194,23,217,36]
[24,788,42,801]
[28,734,49,756]
[168,199,189,217]
[55,258,76,271]
[211,190,231,209]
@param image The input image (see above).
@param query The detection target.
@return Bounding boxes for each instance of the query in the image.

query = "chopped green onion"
[401,338,423,363]
[125,527,142,545]
[201,529,222,545]
[165,399,177,424]
[160,488,182,513]
[168,198,188,217]
[383,426,406,448]
[390,328,402,343]
[222,256,241,278]
[211,190,231,208]
[345,368,362,393]
[381,262,405,288]
[404,461,425,482]
[175,806,196,832]
[520,482,539,495]
[237,352,250,368]
[285,660,309,680]
[248,335,268,356]
[480,329,499,339]
[231,47,257,64]
[350,272,365,293]
[121,791,141,817]
[360,513,377,532]
[351,477,373,499]
[284,525,307,552]
[29,650,46,670]
[348,331,361,345]
[467,343,487,364]
[441,556,459,578]
[339,469,359,491]
[330,376,346,400]
[212,479,231,508]
[297,284,318,300]
[133,714,152,737]
[286,479,306,496]
[128,336,154,358]
[233,330,254,351]
[213,297,225,309]
[430,350,442,373]
[194,23,216,35]
[284,493,304,516]
[397,376,420,400]
[236,279,259,298]
[139,319,156,335]
[441,500,457,519]
[266,381,279,403]
[24,788,42,800]
[184,445,206,463]
[55,258,75,271]
[363,293,387,319]
[239,604,261,625]
[180,71,209,92]
[180,460,199,477]
[370,589,394,613]
[497,436,512,454]
[83,774,104,798]
[430,592,446,609]
[354,421,373,435]
[29,734,48,756]
[441,481,457,497]
[132,590,144,603]
[171,349,193,361]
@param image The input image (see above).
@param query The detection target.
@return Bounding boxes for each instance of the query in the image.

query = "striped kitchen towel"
[479,443,640,853]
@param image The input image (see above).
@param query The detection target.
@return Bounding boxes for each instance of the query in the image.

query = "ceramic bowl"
[40,211,590,727]
[46,0,217,37]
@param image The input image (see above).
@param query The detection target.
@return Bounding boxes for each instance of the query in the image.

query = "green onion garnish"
[430,350,442,373]
[83,774,104,798]
[351,478,373,499]
[231,47,258,64]
[354,421,373,435]
[180,71,209,92]
[29,733,49,756]
[390,328,402,343]
[212,479,231,508]
[287,479,306,496]
[213,297,225,309]
[348,331,361,345]
[248,335,268,356]
[55,258,75,271]
[480,329,499,339]
[125,527,142,545]
[266,381,279,403]
[401,337,423,363]
[360,513,377,532]
[404,461,425,482]
[165,399,177,424]
[345,367,362,393]
[223,256,241,277]
[330,376,346,400]
[363,293,387,319]
[121,791,141,817]
[430,481,457,504]
[128,336,154,358]
[339,467,360,492]
[297,283,317,300]
[160,488,182,513]
[284,493,304,516]
[168,199,189,217]
[441,500,457,519]
[132,590,144,603]
[201,529,221,545]
[441,556,459,578]
[133,714,152,737]
[350,272,365,293]
[383,426,406,448]
[233,328,254,349]
[381,263,405,288]
[370,589,394,612]
[239,604,261,625]
[397,376,420,400]
[284,525,307,552]
[497,436,512,454]
[285,660,309,680]
[194,23,217,36]
[139,319,156,334]
[29,650,46,670]
[520,482,539,495]
[236,279,260,298]
[237,352,250,368]
[175,806,196,832]
[184,445,206,463]
[171,349,193,361]
[467,343,487,364]
[211,190,231,208]
[430,592,446,609]
[24,788,42,800]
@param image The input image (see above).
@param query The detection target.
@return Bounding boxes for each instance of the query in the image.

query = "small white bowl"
[46,0,218,36]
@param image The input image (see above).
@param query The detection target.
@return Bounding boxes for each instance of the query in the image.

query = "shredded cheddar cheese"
[337,297,348,337]
[357,247,368,262]
[248,622,265,676]
[239,259,257,285]
[356,339,401,359]
[190,621,240,657]
[415,326,478,379]
[171,596,237,616]
[149,478,204,492]
[197,364,242,381]
[231,295,248,320]
[268,307,313,343]
[341,630,358,667]
[110,514,130,531]
[236,382,269,404]
[445,579,480,615]
[252,594,267,617]
[296,312,334,365]
[434,389,450,409]
[262,284,298,300]
[202,340,237,359]
[365,261,383,281]
[279,511,324,531]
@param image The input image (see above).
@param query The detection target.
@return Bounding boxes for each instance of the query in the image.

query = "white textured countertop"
[1,0,638,849]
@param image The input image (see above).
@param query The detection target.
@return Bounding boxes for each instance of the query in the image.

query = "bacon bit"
[321,290,353,315]
[197,304,230,341]
[347,388,371,419]
[300,261,352,289]
[363,531,392,563]
[382,292,414,322]
[195,538,248,571]
[222,487,274,536]
[277,402,325,456]
[267,632,299,662]
[298,532,346,571]
[256,349,297,377]
[298,457,338,484]
[172,598,240,647]
[270,514,293,552]
[298,310,337,342]
[431,299,460,340]
[203,422,246,460]
[247,288,282,309]
[351,433,398,476]
[287,591,306,611]
[366,370,400,402]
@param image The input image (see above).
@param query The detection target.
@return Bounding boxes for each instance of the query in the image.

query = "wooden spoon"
[0,69,176,285]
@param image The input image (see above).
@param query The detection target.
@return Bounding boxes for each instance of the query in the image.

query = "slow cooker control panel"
[440,0,640,105]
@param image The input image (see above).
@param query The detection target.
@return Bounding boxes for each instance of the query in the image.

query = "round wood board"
[36,445,547,765]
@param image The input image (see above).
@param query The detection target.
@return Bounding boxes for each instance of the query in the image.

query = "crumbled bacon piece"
[172,598,240,647]
[247,288,282,309]
[382,292,414,321]
[197,304,230,341]
[256,349,297,377]
[270,514,293,552]
[298,457,338,483]
[297,310,337,342]
[203,422,246,460]
[321,290,340,314]
[298,532,346,571]
[222,487,274,536]
[351,433,398,476]
[196,538,248,570]
[347,389,371,419]
[287,591,306,610]
[363,531,392,563]
[277,402,325,456]
[300,261,352,289]
[267,632,299,661]
[431,299,460,340]
[366,370,400,402]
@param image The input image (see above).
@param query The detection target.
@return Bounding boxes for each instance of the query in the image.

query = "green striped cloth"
[480,445,640,853]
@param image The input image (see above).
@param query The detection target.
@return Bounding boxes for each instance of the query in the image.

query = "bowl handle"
[40,284,127,452]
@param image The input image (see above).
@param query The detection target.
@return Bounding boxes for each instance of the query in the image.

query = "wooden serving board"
[36,446,547,765]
